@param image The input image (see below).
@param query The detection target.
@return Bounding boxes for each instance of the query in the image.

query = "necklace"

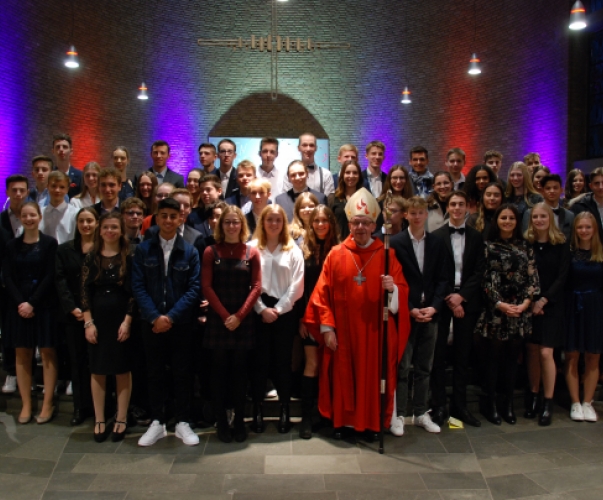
[344,245,378,286]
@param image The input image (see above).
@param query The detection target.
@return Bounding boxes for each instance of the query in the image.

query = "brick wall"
[0,0,572,191]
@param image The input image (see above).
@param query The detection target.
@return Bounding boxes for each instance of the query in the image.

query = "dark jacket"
[134,167,185,191]
[3,233,58,309]
[221,168,238,199]
[432,224,485,314]
[132,231,200,324]
[0,211,15,240]
[245,211,257,237]
[361,169,386,196]
[92,201,120,216]
[186,206,213,238]
[390,229,449,313]
[55,239,88,323]
[274,188,327,222]
[570,193,603,242]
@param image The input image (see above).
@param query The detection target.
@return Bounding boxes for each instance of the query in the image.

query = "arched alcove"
[209,93,328,139]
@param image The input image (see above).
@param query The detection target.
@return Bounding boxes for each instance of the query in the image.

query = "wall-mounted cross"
[197,0,350,100]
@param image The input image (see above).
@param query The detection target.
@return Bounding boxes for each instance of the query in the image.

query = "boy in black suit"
[431,191,485,427]
[390,196,449,436]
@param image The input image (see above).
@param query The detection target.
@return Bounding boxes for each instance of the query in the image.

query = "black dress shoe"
[482,398,502,425]
[233,420,248,443]
[431,406,449,427]
[451,407,481,427]
[217,423,232,443]
[299,416,312,440]
[249,403,264,434]
[332,427,354,440]
[523,391,539,419]
[70,409,89,426]
[538,398,553,426]
[360,430,380,443]
[502,401,517,425]
[277,403,291,434]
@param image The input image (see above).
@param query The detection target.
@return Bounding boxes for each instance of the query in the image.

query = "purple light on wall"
[149,86,202,177]
[0,4,29,199]
[522,78,567,176]
[360,81,402,173]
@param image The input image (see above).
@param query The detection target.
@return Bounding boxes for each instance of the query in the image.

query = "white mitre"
[345,187,381,222]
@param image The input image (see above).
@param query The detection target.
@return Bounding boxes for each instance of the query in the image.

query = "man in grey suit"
[522,174,574,239]
[135,140,185,190]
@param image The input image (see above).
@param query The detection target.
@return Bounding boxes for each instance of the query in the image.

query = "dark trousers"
[485,337,523,399]
[431,308,479,410]
[141,322,193,424]
[397,319,438,417]
[64,322,93,412]
[128,318,149,412]
[251,305,297,405]
[211,349,248,424]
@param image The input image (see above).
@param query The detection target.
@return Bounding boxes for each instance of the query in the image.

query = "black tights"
[485,337,523,398]
[211,349,248,425]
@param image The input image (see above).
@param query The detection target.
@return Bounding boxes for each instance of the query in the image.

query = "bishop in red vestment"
[303,188,410,434]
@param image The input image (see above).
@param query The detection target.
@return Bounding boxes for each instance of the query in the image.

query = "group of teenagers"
[0,131,602,449]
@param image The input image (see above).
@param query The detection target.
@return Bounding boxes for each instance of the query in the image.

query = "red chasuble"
[303,236,411,432]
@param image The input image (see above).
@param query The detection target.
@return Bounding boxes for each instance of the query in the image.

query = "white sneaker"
[389,415,405,437]
[175,422,200,446]
[266,389,278,399]
[582,402,598,422]
[138,420,167,446]
[570,402,585,421]
[2,375,16,393]
[415,412,441,433]
[66,381,73,396]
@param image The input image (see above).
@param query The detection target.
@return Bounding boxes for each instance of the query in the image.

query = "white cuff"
[388,285,399,314]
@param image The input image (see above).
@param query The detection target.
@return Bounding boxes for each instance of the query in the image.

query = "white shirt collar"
[159,234,177,246]
[47,201,68,213]
[408,227,426,242]
[356,237,374,248]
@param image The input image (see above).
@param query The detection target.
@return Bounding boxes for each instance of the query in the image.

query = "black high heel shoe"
[111,420,127,442]
[94,422,108,443]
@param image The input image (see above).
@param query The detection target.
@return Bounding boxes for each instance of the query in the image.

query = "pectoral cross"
[353,271,366,286]
[197,0,349,100]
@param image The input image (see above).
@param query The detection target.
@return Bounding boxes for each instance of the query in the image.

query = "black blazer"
[432,224,485,314]
[134,167,185,191]
[390,229,449,313]
[55,239,88,323]
[274,188,327,222]
[92,201,120,216]
[246,211,257,237]
[222,168,238,199]
[0,210,15,239]
[361,169,387,196]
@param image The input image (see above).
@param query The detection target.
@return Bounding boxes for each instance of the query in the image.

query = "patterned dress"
[475,239,540,340]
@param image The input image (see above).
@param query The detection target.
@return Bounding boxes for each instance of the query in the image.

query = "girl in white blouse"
[249,204,304,434]
[70,162,101,209]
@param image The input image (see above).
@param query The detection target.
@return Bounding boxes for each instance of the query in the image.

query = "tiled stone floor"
[1,393,603,500]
